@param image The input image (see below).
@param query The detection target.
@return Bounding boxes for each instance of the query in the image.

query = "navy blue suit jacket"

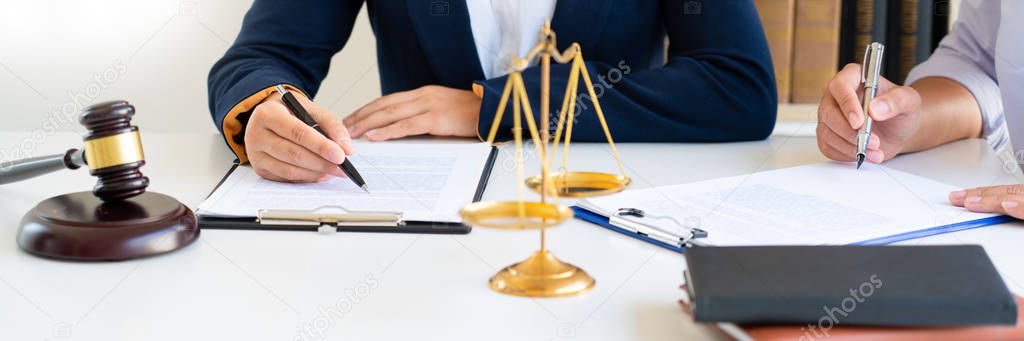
[208,0,777,152]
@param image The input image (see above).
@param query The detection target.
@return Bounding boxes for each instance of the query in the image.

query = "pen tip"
[856,155,865,169]
[361,184,370,194]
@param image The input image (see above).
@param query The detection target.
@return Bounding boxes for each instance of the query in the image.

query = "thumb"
[868,85,921,121]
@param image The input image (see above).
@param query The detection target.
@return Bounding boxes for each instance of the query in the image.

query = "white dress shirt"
[466,0,558,79]
[905,0,1024,166]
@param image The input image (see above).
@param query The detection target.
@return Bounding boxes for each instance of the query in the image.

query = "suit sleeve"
[475,0,777,142]
[207,0,363,162]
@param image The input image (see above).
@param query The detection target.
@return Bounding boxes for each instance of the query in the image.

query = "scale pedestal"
[490,250,594,297]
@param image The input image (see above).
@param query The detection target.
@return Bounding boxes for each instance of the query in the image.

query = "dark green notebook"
[683,245,1018,326]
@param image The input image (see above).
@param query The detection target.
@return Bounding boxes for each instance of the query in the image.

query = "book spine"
[853,0,873,72]
[915,0,934,65]
[898,0,919,83]
[852,0,889,79]
[838,0,860,66]
[931,0,949,51]
[871,0,888,45]
[884,0,902,81]
[753,0,796,104]
[695,298,1017,326]
[790,0,842,103]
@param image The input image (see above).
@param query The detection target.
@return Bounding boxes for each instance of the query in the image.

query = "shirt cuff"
[472,82,486,142]
[221,84,306,163]
[472,83,484,98]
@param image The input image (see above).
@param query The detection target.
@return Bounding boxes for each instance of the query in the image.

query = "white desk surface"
[1,132,1022,341]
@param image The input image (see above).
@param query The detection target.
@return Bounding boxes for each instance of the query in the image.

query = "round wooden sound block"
[17,191,199,261]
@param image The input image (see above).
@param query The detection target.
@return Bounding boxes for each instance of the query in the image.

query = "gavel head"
[80,100,149,201]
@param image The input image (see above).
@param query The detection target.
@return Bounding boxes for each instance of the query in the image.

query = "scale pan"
[459,201,573,230]
[525,172,631,198]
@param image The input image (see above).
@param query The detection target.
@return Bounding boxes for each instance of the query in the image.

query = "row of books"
[755,0,953,104]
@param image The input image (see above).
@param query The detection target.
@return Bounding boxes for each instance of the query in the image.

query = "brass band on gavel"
[83,130,145,171]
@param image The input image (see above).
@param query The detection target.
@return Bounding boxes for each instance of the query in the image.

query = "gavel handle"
[0,149,84,185]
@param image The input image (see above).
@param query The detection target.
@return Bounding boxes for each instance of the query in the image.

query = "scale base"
[17,191,199,261]
[489,250,595,297]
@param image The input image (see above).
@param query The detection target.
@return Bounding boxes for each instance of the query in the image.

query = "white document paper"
[197,142,493,222]
[579,162,998,246]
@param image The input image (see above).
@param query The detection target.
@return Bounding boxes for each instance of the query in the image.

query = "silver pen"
[857,42,885,169]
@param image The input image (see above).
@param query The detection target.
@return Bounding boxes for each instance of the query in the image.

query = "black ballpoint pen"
[275,85,370,193]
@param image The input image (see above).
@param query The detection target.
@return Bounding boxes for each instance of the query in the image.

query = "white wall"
[0,0,380,135]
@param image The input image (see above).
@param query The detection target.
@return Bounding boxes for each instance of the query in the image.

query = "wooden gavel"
[0,100,149,201]
[3,100,198,261]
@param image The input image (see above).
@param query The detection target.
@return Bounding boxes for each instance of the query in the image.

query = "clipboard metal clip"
[257,205,404,233]
[611,208,707,247]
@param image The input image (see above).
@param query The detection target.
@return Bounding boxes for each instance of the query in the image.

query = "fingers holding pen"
[868,85,922,122]
[828,64,867,129]
[244,92,350,182]
[260,130,345,177]
[263,104,347,165]
[816,90,882,163]
[289,92,357,156]
[250,151,332,183]
[816,125,884,163]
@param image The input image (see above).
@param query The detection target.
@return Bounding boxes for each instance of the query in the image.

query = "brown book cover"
[753,0,796,104]
[853,0,875,63]
[679,285,1024,341]
[791,0,842,103]
[898,0,919,83]
[894,0,934,83]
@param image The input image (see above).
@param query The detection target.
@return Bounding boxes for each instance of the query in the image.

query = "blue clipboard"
[571,206,1015,254]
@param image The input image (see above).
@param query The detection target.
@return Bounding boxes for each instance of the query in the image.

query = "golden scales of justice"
[459,23,631,297]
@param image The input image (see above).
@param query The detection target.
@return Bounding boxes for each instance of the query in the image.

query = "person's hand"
[343,85,480,141]
[950,184,1024,219]
[244,91,355,182]
[817,63,923,164]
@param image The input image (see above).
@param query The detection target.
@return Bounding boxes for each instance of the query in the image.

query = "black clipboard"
[197,146,498,235]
